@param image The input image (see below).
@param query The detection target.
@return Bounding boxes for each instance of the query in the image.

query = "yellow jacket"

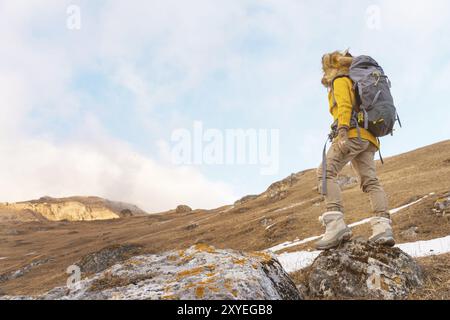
[328,77,380,149]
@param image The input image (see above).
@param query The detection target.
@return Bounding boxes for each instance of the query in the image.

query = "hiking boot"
[369,217,395,247]
[315,211,352,250]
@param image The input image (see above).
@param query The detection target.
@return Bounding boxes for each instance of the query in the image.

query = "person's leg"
[315,138,370,250]
[351,145,389,218]
[351,145,394,246]
[317,139,370,213]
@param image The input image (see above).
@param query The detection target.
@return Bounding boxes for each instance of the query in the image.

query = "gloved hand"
[336,127,350,154]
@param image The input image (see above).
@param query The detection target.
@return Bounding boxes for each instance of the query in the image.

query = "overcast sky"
[1,0,449,212]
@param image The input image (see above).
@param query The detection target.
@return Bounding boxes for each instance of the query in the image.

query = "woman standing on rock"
[315,49,394,250]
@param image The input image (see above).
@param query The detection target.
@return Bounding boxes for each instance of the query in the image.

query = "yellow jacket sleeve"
[333,77,353,128]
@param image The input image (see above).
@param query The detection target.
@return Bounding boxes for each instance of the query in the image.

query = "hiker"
[315,50,395,250]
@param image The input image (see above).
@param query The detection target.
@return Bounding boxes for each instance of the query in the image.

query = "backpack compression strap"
[321,133,333,196]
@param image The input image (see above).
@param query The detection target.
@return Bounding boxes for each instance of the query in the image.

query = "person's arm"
[332,77,353,129]
[332,77,353,153]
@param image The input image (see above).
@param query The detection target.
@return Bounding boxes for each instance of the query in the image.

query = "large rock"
[307,240,423,300]
[433,192,450,216]
[175,205,192,214]
[2,244,302,300]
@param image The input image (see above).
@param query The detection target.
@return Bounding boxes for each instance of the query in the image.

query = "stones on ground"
[120,209,133,217]
[76,244,143,274]
[312,196,324,206]
[234,195,258,206]
[306,240,423,300]
[260,217,273,227]
[0,258,52,284]
[185,223,199,231]
[5,229,20,236]
[265,173,299,202]
[336,175,358,189]
[176,205,192,214]
[2,244,303,300]
[432,192,450,216]
[400,226,419,240]
[236,207,250,213]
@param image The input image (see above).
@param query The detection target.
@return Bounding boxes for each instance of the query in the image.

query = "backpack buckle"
[357,111,364,124]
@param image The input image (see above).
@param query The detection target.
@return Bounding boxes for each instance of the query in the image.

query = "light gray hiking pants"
[317,138,390,219]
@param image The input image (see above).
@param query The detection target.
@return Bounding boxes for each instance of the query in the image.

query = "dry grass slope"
[0,139,449,298]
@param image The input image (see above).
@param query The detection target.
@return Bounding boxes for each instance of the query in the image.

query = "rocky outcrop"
[175,205,192,214]
[234,195,258,206]
[1,245,302,300]
[76,244,143,274]
[0,196,147,222]
[265,173,301,202]
[10,201,120,221]
[306,240,423,300]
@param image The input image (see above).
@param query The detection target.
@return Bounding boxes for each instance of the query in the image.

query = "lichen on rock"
[306,240,423,300]
[1,245,303,300]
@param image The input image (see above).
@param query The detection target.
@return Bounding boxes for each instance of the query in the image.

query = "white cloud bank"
[0,133,236,212]
[0,0,238,212]
[0,70,236,212]
[1,0,449,211]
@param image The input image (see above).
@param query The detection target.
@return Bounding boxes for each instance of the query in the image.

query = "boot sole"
[371,237,396,247]
[370,232,395,247]
[315,229,353,250]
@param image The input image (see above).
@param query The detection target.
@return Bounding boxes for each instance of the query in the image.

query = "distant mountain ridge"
[0,196,147,222]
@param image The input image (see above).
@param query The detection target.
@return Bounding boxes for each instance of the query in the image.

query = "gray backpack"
[347,55,400,137]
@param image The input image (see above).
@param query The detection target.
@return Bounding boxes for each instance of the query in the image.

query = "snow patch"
[398,235,450,258]
[272,200,309,213]
[222,205,235,213]
[267,235,322,252]
[277,234,450,273]
[265,224,276,230]
[277,250,321,273]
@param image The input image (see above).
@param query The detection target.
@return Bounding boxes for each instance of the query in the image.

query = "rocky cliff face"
[8,201,119,221]
[0,196,147,222]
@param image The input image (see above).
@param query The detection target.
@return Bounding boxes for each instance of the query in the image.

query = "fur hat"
[321,49,353,88]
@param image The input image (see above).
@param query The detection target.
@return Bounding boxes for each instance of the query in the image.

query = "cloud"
[0,0,238,212]
[0,112,237,212]
[0,0,449,211]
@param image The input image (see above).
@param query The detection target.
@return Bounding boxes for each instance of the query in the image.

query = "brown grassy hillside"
[1,140,449,296]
